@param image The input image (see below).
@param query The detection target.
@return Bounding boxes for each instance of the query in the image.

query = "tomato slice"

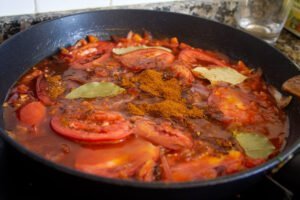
[19,101,46,126]
[51,112,133,143]
[75,138,159,181]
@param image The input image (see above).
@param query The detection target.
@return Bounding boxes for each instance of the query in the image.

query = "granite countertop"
[0,0,299,66]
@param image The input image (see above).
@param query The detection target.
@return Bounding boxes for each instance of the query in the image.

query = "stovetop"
[0,137,299,200]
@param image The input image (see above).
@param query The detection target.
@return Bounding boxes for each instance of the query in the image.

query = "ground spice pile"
[46,75,65,99]
[126,69,203,119]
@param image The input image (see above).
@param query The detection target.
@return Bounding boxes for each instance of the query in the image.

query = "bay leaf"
[112,45,172,55]
[193,66,247,85]
[234,132,275,159]
[66,82,125,99]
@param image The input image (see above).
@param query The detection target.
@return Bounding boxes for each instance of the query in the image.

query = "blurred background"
[0,0,188,16]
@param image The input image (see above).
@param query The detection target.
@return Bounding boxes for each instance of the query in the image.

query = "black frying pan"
[0,10,299,199]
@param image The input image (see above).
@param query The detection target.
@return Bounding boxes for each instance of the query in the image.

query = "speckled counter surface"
[0,0,299,66]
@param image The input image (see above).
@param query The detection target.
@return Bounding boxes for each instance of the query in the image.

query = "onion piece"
[112,45,172,55]
[268,85,292,108]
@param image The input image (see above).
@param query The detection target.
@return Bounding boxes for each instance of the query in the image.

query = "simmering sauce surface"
[3,32,288,182]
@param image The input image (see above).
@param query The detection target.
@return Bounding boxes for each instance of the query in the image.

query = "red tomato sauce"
[3,32,288,182]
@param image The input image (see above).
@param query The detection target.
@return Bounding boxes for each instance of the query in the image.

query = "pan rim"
[0,9,300,189]
[1,8,299,70]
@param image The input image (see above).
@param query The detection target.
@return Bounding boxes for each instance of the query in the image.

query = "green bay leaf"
[65,82,125,99]
[192,66,247,85]
[235,132,275,159]
[112,45,172,55]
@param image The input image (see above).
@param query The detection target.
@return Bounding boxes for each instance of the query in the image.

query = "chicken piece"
[133,119,193,150]
[115,48,175,71]
[170,62,195,84]
[178,49,229,67]
[60,40,115,69]
[208,87,261,125]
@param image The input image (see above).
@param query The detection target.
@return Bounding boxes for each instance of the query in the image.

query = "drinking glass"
[235,0,293,44]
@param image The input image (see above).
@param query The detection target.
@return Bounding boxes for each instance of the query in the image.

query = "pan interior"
[0,10,299,187]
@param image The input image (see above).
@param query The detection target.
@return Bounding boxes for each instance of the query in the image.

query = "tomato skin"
[51,114,133,143]
[19,101,46,126]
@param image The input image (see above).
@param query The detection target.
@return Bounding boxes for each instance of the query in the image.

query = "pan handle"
[271,153,295,174]
[276,137,300,170]
[265,147,300,199]
[265,175,293,200]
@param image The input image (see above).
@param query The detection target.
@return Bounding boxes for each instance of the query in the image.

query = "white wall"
[0,0,184,17]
